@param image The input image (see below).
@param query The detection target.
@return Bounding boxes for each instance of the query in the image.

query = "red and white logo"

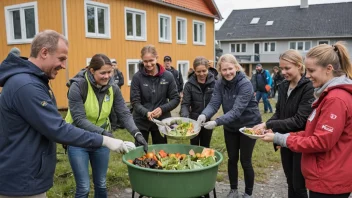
[322,125,334,132]
[330,114,337,119]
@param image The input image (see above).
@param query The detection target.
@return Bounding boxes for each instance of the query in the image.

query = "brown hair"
[88,54,112,71]
[193,56,209,70]
[216,54,243,73]
[306,42,352,78]
[30,30,68,58]
[140,45,158,59]
[279,49,305,75]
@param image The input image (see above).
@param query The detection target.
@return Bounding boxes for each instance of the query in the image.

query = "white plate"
[239,127,265,139]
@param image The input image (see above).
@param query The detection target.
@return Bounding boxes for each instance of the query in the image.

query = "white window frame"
[84,1,110,39]
[250,17,260,24]
[288,41,312,51]
[318,40,330,45]
[193,20,206,45]
[4,2,39,44]
[263,41,276,53]
[86,58,92,66]
[158,13,172,43]
[177,60,190,84]
[124,7,147,41]
[126,59,140,86]
[230,43,247,53]
[176,17,187,44]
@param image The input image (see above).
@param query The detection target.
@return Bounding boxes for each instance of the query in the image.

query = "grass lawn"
[49,100,280,197]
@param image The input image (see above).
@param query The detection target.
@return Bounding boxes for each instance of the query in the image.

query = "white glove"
[102,136,128,153]
[203,121,217,129]
[123,141,136,152]
[197,114,207,125]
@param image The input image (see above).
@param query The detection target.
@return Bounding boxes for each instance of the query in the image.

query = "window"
[126,59,140,85]
[177,61,190,83]
[263,42,275,52]
[250,17,260,24]
[318,40,329,45]
[125,7,146,41]
[266,21,274,26]
[4,2,39,44]
[193,20,206,45]
[84,1,110,39]
[289,41,312,51]
[176,17,187,44]
[230,43,247,53]
[86,58,92,66]
[158,14,171,43]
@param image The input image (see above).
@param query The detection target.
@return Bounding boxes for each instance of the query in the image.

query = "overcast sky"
[214,0,352,30]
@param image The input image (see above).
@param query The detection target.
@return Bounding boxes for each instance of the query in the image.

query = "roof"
[216,2,352,41]
[148,0,222,20]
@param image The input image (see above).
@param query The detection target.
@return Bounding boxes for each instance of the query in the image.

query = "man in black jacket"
[164,56,184,97]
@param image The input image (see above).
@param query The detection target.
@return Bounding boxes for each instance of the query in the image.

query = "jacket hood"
[0,53,48,86]
[313,75,352,108]
[66,68,114,91]
[139,62,166,77]
[188,72,215,87]
[280,75,311,90]
[208,67,218,79]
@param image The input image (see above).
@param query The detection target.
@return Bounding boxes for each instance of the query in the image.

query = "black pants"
[109,109,123,130]
[280,147,308,198]
[224,129,256,195]
[190,127,213,148]
[140,123,167,144]
[309,191,350,198]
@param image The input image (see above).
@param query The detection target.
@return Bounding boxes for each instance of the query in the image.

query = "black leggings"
[190,127,213,148]
[309,191,350,198]
[280,147,307,198]
[224,129,256,195]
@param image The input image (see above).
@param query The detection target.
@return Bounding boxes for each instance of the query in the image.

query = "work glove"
[102,130,114,138]
[102,136,128,153]
[123,141,136,151]
[197,114,207,125]
[203,121,217,130]
[134,132,148,153]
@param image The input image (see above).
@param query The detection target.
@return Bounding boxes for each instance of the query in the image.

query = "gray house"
[216,0,352,77]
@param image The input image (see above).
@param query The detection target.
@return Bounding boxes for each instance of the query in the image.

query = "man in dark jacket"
[252,64,273,113]
[0,30,131,197]
[164,56,184,96]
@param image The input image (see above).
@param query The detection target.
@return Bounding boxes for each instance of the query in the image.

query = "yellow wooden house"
[0,0,222,109]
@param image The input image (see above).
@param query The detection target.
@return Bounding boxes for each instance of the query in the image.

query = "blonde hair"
[193,56,209,70]
[216,54,243,74]
[306,42,352,78]
[140,45,158,59]
[279,49,305,75]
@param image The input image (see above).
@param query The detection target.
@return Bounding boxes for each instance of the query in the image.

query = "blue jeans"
[256,91,272,112]
[68,146,110,198]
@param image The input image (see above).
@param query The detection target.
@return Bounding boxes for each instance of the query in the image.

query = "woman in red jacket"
[262,42,352,198]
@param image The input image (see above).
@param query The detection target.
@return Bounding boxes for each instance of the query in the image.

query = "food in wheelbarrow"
[129,148,217,170]
[167,119,194,136]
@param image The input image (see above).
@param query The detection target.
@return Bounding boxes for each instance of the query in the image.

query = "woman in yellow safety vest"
[65,54,147,197]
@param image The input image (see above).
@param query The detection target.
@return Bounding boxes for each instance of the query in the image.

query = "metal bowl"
[158,117,201,140]
[122,144,223,198]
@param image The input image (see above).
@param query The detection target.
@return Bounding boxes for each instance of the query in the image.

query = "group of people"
[0,29,352,198]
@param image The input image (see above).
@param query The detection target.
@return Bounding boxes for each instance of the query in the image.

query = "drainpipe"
[61,0,69,82]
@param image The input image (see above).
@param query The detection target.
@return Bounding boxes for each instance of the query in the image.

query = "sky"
[213,0,352,30]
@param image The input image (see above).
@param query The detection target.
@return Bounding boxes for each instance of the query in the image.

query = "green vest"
[65,73,114,130]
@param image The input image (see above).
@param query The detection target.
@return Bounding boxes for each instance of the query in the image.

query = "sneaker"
[242,193,252,198]
[227,189,239,198]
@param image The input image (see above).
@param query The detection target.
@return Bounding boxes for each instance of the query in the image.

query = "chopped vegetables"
[167,120,194,136]
[243,128,263,135]
[131,148,217,170]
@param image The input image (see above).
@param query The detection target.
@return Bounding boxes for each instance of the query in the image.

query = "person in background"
[131,45,180,144]
[65,54,148,197]
[254,50,314,198]
[164,55,184,97]
[0,30,132,197]
[198,54,262,198]
[252,64,273,113]
[110,60,125,130]
[271,66,285,98]
[9,47,21,57]
[262,42,352,198]
[181,57,216,148]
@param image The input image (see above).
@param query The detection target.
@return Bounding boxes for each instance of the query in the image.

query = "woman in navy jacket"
[199,54,262,198]
[181,57,216,147]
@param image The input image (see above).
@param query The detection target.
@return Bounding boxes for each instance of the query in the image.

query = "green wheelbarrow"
[122,144,223,198]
